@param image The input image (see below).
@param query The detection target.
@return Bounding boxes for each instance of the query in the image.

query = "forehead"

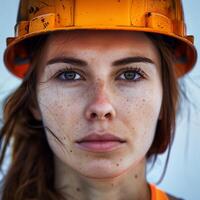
[44,30,158,55]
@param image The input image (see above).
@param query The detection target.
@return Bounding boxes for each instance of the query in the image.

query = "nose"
[85,94,116,121]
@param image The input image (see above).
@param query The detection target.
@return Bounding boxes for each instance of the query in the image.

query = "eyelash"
[54,66,146,82]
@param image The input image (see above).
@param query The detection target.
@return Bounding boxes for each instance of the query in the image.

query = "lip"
[75,133,126,153]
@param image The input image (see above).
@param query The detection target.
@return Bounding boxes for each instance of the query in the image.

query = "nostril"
[105,113,111,119]
[86,102,116,120]
[91,113,97,119]
[90,112,111,120]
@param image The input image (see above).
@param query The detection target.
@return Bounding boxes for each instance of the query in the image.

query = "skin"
[35,30,163,200]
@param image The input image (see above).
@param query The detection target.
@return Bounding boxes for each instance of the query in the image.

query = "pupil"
[64,72,75,79]
[124,71,135,80]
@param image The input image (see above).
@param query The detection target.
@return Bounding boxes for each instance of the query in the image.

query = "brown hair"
[0,32,179,199]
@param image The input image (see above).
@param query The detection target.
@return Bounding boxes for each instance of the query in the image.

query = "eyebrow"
[46,56,155,67]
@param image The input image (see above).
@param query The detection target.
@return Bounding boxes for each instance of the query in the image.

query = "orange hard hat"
[4,0,197,78]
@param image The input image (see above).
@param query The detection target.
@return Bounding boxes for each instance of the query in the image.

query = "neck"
[54,157,151,200]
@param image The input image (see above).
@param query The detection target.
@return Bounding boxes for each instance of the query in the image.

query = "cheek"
[36,83,87,137]
[118,84,162,119]
[36,83,88,160]
[117,83,162,148]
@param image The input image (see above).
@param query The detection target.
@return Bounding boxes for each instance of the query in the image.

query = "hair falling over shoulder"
[0,36,66,200]
[0,33,179,200]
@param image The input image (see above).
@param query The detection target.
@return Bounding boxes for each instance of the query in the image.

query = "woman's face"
[36,30,162,178]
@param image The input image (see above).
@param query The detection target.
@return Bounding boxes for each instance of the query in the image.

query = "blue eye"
[118,68,144,81]
[56,70,82,81]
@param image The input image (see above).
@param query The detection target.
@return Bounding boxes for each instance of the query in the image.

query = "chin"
[82,171,125,180]
[77,164,128,180]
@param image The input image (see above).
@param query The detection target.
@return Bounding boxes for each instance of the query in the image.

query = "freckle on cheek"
[134,174,138,179]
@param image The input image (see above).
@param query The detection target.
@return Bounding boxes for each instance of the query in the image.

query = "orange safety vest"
[150,184,169,200]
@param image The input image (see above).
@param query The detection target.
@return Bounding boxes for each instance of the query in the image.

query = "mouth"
[75,133,126,153]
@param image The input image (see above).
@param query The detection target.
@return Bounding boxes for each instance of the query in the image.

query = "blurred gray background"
[0,1,200,199]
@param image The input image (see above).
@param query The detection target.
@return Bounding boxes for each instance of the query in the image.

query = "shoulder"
[166,193,184,200]
[149,184,184,200]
